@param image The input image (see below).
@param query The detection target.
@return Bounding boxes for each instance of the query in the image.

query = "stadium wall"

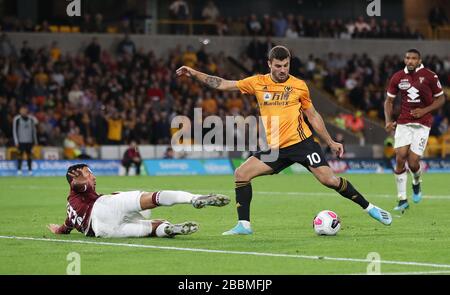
[7,33,450,62]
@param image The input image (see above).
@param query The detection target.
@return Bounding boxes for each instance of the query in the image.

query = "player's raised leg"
[393,145,410,211]
[310,165,392,225]
[222,156,274,235]
[140,191,230,209]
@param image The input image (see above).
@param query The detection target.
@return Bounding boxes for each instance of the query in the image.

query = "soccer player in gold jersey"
[176,46,392,235]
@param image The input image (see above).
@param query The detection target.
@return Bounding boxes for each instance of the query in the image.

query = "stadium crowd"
[0,34,257,155]
[0,9,427,40]
[0,34,449,156]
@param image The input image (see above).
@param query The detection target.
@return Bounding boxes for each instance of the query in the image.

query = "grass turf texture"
[0,174,449,274]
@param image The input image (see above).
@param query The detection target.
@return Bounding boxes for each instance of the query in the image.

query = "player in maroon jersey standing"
[385,49,445,211]
[47,164,230,238]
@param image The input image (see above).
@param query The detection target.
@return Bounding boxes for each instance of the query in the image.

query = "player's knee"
[234,167,250,182]
[408,160,420,172]
[320,176,339,189]
[140,192,158,209]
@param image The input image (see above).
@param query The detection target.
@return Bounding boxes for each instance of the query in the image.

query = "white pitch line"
[1,235,450,270]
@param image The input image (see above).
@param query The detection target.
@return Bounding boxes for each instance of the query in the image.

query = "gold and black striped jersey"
[237,74,313,148]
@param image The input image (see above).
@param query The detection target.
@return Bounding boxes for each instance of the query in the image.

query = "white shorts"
[90,191,153,238]
[394,124,430,156]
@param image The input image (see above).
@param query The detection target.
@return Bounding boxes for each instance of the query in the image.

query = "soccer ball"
[313,210,341,236]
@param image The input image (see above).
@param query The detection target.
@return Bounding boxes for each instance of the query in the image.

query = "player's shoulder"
[240,74,263,83]
[421,67,438,78]
[287,75,308,88]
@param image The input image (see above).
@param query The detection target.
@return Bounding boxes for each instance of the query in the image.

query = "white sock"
[155,222,170,237]
[410,167,422,185]
[156,191,199,206]
[365,203,375,212]
[238,220,251,228]
[395,171,407,201]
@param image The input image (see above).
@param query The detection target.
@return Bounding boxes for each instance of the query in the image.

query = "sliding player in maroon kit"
[385,49,445,211]
[47,164,230,238]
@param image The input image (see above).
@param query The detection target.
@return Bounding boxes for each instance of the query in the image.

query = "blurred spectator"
[182,45,198,68]
[164,146,175,159]
[202,1,220,22]
[49,41,61,62]
[247,14,262,35]
[347,111,365,134]
[383,136,395,169]
[0,33,16,58]
[20,41,34,68]
[94,13,106,33]
[429,6,448,30]
[36,20,51,32]
[169,0,190,34]
[80,14,95,33]
[117,34,136,57]
[13,106,37,175]
[122,140,142,176]
[106,111,124,145]
[272,12,288,37]
[63,126,84,159]
[85,37,101,63]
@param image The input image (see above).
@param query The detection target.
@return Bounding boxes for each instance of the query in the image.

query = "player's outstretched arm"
[304,105,344,158]
[47,223,72,235]
[176,66,239,91]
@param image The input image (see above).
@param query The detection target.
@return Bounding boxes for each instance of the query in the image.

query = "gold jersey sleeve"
[237,74,313,148]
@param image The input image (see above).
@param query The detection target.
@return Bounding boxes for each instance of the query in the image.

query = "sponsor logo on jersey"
[399,80,411,90]
[407,86,420,102]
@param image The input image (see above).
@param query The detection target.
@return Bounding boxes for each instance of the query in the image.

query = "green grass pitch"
[1,173,449,274]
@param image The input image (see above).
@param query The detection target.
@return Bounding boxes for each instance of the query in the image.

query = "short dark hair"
[406,48,421,58]
[66,163,89,184]
[268,45,291,62]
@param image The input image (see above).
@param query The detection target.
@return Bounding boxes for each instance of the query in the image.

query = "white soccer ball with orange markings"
[313,210,341,236]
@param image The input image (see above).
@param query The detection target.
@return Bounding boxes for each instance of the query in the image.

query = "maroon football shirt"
[57,183,100,236]
[386,64,444,127]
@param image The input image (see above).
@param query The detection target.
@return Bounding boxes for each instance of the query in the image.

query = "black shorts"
[18,143,33,154]
[253,136,329,174]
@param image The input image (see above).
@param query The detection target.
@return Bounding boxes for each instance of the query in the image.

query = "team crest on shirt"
[419,77,425,83]
[263,92,272,101]
[398,79,411,90]
[282,86,293,100]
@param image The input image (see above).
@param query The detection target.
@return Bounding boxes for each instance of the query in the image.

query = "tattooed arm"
[176,66,239,91]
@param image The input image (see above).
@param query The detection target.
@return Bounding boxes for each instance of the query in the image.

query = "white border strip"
[351,270,450,275]
[1,235,450,270]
